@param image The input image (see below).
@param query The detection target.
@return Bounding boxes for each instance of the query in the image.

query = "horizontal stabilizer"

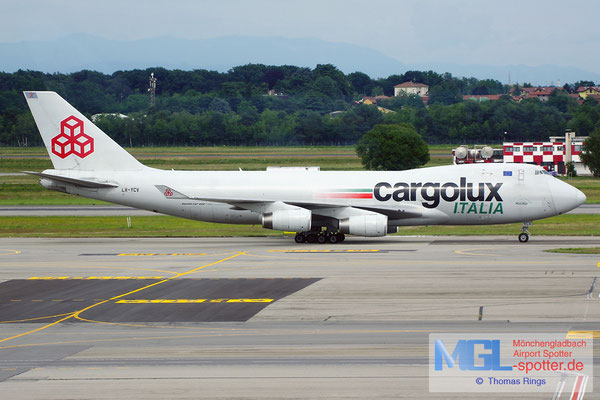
[24,171,118,188]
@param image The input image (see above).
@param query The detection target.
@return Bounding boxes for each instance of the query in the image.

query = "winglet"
[155,185,190,199]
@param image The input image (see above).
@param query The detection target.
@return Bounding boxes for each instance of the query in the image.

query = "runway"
[0,205,156,216]
[0,236,599,399]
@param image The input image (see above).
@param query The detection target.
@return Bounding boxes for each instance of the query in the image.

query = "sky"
[2,0,600,71]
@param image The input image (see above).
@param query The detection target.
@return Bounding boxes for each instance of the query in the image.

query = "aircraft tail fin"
[23,91,144,171]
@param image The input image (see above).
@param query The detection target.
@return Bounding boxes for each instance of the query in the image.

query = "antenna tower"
[148,72,157,106]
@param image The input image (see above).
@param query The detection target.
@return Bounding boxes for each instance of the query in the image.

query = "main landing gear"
[294,230,345,244]
[518,221,532,243]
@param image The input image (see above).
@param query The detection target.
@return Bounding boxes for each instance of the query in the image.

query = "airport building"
[453,131,590,176]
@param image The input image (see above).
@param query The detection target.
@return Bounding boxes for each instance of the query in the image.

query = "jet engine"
[262,209,312,232]
[339,214,388,237]
[39,178,67,193]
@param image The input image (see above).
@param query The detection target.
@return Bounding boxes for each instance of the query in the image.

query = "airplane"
[23,91,586,243]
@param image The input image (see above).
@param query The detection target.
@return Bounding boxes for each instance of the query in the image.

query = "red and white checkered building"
[452,133,590,175]
[503,138,586,175]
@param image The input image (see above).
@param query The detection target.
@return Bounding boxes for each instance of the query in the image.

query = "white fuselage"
[43,163,584,228]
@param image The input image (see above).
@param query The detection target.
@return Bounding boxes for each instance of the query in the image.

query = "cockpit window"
[535,169,550,175]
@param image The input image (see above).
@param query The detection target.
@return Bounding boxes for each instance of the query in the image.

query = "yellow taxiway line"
[566,331,600,339]
[0,250,21,256]
[0,251,246,345]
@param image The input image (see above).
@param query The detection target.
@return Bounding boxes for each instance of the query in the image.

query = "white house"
[394,82,429,97]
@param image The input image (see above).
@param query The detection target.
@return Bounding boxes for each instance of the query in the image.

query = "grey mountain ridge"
[1,34,599,85]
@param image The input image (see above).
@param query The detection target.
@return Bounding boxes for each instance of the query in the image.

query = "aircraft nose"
[550,180,586,214]
[576,188,586,206]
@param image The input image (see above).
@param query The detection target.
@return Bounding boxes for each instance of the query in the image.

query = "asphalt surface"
[0,277,318,323]
[0,205,156,216]
[0,236,599,399]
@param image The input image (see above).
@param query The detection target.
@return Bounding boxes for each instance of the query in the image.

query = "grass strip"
[544,247,600,254]
[0,216,280,238]
[0,145,455,172]
[0,144,458,157]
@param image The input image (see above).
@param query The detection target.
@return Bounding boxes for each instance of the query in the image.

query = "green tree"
[580,126,600,177]
[283,67,313,93]
[228,64,267,86]
[254,109,295,144]
[565,161,577,177]
[208,97,231,113]
[293,110,326,144]
[313,64,351,97]
[237,101,260,126]
[375,74,404,96]
[574,80,595,89]
[10,112,40,147]
[356,123,429,170]
[428,80,463,105]
[262,67,285,89]
[567,97,600,136]
[313,76,341,98]
[547,89,578,113]
[370,86,384,96]
[512,84,522,96]
[6,65,600,147]
[348,71,374,96]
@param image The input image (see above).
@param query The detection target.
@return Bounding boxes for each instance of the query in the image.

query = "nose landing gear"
[518,221,532,243]
[294,230,345,244]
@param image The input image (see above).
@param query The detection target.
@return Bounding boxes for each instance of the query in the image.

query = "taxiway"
[0,236,599,399]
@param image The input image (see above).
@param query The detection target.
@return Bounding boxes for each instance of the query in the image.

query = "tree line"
[0,65,599,147]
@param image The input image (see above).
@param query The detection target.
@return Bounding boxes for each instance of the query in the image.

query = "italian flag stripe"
[327,188,372,193]
[317,192,373,199]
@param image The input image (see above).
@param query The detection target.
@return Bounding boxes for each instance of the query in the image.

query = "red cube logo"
[51,133,73,158]
[72,133,94,158]
[51,116,94,159]
[61,116,83,136]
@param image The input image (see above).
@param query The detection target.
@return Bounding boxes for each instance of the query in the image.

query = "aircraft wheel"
[518,233,529,243]
[337,233,345,242]
[294,233,305,243]
[328,234,338,244]
[307,234,317,243]
[317,234,327,244]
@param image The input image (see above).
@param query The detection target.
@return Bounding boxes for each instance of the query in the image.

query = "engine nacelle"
[39,178,67,193]
[262,209,312,232]
[339,214,388,237]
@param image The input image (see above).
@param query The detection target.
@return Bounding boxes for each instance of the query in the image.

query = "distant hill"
[416,62,600,87]
[1,34,599,85]
[0,34,407,78]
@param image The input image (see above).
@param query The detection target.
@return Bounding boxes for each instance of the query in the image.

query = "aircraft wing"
[155,185,423,219]
[25,171,118,188]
